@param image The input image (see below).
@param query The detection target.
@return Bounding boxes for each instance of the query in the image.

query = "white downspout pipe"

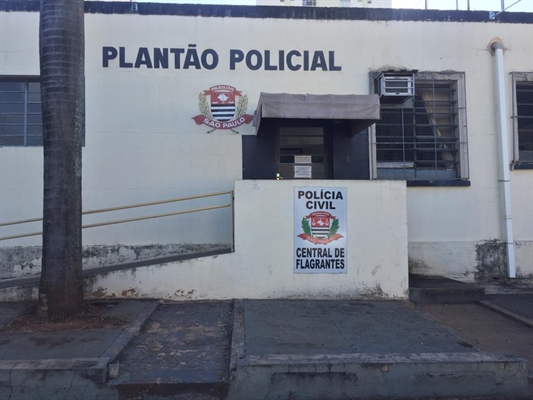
[491,41,516,279]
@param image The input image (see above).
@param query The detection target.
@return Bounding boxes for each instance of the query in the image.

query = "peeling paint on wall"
[0,243,230,281]
[407,240,533,282]
[0,247,42,279]
[91,287,108,299]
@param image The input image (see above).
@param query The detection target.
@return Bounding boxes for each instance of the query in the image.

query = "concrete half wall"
[86,180,409,300]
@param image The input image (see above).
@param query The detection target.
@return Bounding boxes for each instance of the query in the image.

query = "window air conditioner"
[376,72,415,103]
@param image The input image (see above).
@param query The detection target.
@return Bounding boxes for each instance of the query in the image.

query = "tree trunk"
[38,0,84,319]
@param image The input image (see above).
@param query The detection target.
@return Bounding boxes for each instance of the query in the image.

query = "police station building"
[0,2,532,301]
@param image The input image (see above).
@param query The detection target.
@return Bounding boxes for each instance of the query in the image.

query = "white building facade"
[256,0,392,8]
[0,2,532,300]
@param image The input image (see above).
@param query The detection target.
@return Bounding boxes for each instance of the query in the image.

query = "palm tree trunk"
[38,0,84,319]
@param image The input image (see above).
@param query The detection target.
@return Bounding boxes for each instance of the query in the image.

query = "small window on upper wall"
[0,79,42,147]
[512,73,533,168]
[371,71,470,185]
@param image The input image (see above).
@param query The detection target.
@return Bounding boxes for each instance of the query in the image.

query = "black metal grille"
[516,82,533,162]
[375,79,467,181]
[0,79,42,146]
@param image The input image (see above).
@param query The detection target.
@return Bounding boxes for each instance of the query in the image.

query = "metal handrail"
[0,190,233,227]
[0,190,234,242]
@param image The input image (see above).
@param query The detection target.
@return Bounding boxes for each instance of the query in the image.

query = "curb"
[478,300,533,329]
[101,300,159,364]
[229,299,245,377]
[0,357,110,384]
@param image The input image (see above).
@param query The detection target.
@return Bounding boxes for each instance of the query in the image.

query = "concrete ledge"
[0,248,232,302]
[0,357,110,384]
[229,352,529,399]
[115,381,229,400]
[409,275,485,304]
[0,357,118,400]
[410,287,485,304]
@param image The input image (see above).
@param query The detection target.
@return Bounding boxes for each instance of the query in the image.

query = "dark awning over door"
[254,92,380,136]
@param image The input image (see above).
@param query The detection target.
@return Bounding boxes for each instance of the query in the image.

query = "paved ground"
[485,294,533,320]
[0,279,531,399]
[0,302,34,329]
[244,300,474,355]
[0,327,122,360]
[111,302,234,400]
[0,301,148,361]
[417,302,533,368]
[115,302,233,386]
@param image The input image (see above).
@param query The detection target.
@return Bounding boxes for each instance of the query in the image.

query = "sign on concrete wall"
[294,187,347,274]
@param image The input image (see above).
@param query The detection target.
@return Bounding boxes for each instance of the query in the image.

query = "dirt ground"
[0,301,127,333]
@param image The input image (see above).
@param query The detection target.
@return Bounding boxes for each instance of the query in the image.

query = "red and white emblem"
[193,85,253,133]
[298,211,343,245]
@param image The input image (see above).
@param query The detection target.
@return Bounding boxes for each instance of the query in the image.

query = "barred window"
[303,0,317,6]
[373,73,469,182]
[512,73,533,165]
[0,79,42,146]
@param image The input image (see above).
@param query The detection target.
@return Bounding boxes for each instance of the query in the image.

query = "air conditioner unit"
[376,72,415,103]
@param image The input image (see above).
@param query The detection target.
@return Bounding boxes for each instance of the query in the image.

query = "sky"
[113,0,533,12]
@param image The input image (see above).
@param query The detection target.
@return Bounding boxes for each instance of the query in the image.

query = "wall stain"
[475,239,507,280]
[360,284,389,300]
[408,257,431,275]
[121,288,137,297]
[92,287,107,299]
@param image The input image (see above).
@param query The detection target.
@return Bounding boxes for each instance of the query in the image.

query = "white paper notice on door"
[294,155,312,164]
[294,165,312,179]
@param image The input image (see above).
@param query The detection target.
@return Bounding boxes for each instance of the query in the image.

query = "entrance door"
[277,127,331,179]
[241,119,369,180]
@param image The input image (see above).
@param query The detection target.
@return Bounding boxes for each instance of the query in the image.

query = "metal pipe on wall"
[491,41,516,278]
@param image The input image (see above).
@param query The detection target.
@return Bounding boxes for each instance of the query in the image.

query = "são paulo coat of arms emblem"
[192,85,253,133]
[298,211,344,245]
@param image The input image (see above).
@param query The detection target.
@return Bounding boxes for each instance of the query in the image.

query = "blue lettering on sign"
[102,46,341,72]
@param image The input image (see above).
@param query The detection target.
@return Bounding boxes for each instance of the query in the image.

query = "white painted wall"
[256,0,392,7]
[86,180,408,300]
[1,8,532,281]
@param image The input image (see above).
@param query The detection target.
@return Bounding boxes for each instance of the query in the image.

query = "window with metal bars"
[303,0,317,6]
[373,73,469,182]
[0,79,42,146]
[512,73,533,166]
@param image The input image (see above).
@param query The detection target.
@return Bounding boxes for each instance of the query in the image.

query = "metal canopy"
[254,92,380,135]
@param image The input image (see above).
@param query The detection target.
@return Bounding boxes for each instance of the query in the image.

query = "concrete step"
[409,274,485,304]
[113,378,229,400]
[229,352,529,400]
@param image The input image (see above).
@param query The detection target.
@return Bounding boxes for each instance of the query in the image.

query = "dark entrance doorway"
[242,119,370,180]
[278,126,330,180]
